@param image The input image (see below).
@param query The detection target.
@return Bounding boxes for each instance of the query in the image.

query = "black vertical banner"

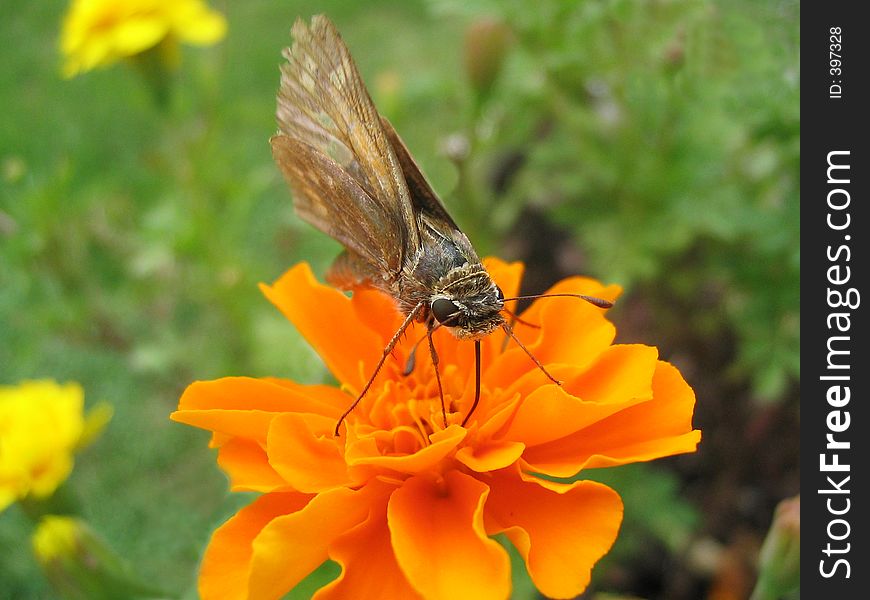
[803,4,868,597]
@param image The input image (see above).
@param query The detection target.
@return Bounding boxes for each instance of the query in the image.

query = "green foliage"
[1,0,797,597]
[429,0,799,401]
[586,463,700,557]
[1,1,465,596]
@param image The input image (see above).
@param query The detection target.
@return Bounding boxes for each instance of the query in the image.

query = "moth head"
[430,284,505,340]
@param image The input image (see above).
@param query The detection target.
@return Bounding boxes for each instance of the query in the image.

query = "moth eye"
[495,286,504,302]
[432,298,461,324]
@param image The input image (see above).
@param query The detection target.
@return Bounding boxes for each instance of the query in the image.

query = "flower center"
[351,360,469,453]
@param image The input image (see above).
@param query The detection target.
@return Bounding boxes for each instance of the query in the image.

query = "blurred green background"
[1,0,798,598]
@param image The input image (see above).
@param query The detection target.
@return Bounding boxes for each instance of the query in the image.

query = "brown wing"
[379,115,482,266]
[379,116,460,232]
[325,249,381,290]
[274,15,419,276]
[272,135,401,275]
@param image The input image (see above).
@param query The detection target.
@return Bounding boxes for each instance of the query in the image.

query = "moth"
[271,15,610,435]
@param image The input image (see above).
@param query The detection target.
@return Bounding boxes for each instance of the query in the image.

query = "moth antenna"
[501,323,561,386]
[502,292,614,309]
[501,308,541,329]
[500,308,538,353]
[334,301,424,436]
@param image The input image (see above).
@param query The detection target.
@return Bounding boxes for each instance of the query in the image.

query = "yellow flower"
[32,515,80,563]
[0,380,110,511]
[60,0,227,78]
[33,514,169,598]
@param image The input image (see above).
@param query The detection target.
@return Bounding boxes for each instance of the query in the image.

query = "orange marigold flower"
[171,258,701,600]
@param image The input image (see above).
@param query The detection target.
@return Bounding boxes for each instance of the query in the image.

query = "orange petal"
[522,360,701,477]
[472,390,522,439]
[172,377,347,442]
[562,344,658,403]
[177,377,345,413]
[388,471,510,600]
[260,263,386,391]
[267,413,351,492]
[485,300,616,394]
[455,439,525,472]
[171,409,276,446]
[347,424,467,476]
[313,503,422,600]
[484,469,623,599]
[263,378,355,414]
[247,483,390,600]
[216,438,288,492]
[502,345,659,446]
[516,276,620,342]
[350,287,406,347]
[199,492,312,600]
[525,295,616,366]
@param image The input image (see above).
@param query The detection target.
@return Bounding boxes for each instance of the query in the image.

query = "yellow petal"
[169,1,227,45]
[108,16,167,55]
[77,402,113,449]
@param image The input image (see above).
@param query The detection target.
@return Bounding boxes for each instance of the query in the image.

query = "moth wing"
[325,249,381,291]
[379,115,481,264]
[379,115,460,232]
[272,135,404,276]
[276,15,419,275]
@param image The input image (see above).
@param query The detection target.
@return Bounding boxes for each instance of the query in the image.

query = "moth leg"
[500,308,540,353]
[426,325,448,428]
[334,301,424,436]
[501,323,561,386]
